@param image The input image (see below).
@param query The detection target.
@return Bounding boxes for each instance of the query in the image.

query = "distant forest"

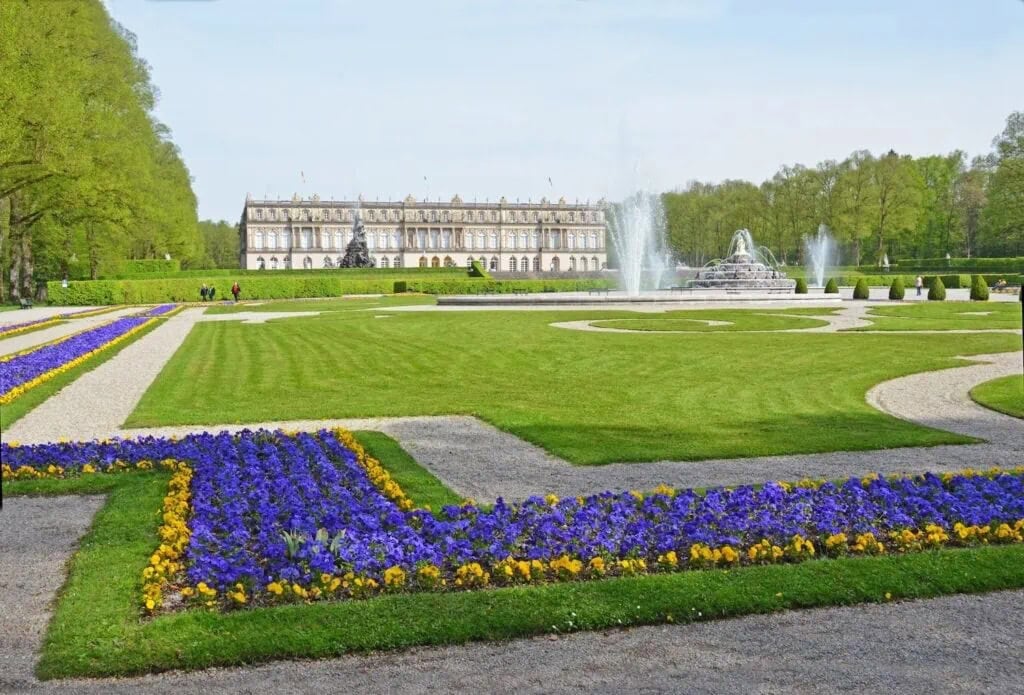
[661,111,1024,266]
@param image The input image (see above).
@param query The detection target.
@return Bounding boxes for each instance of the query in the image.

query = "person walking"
[200,283,208,302]
[915,275,923,297]
[209,285,216,301]
[231,281,240,302]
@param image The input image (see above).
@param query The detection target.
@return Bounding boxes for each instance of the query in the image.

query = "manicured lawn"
[854,302,1023,331]
[971,375,1024,419]
[353,430,464,509]
[4,447,1020,679]
[591,309,830,332]
[1,319,163,430]
[204,295,436,314]
[127,308,1021,464]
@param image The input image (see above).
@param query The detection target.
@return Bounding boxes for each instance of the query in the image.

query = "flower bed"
[0,316,153,403]
[0,316,62,338]
[4,430,1023,614]
[140,304,180,317]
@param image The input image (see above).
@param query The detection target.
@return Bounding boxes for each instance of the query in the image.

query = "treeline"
[0,0,200,301]
[663,111,1024,267]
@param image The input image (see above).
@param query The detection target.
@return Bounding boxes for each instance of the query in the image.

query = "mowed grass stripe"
[127,309,1021,463]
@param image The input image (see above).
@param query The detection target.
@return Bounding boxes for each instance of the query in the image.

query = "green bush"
[393,280,408,294]
[852,278,870,299]
[888,276,905,300]
[794,278,808,294]
[970,275,989,301]
[928,276,946,301]
[407,278,614,295]
[468,260,490,278]
[106,259,181,278]
[824,278,839,294]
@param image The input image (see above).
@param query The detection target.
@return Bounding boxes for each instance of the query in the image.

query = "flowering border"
[0,316,62,338]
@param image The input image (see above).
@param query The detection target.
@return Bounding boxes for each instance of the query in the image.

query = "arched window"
[519,231,528,248]
[550,257,560,272]
[443,256,454,267]
[323,256,334,268]
[508,257,516,272]
[334,230,342,249]
[303,256,313,269]
[569,256,576,271]
[429,230,439,248]
[302,229,313,249]
[489,232,498,249]
[551,230,561,248]
[591,232,598,249]
[441,230,452,249]
[254,230,264,249]
[520,256,529,272]
[477,231,485,249]
[530,231,539,247]
[271,256,279,269]
[256,256,265,269]
[532,256,540,271]
[431,256,440,268]
[418,256,428,267]
[367,233,376,249]
[267,231,277,249]
[567,232,575,249]
[593,256,600,269]
[380,256,390,268]
[393,255,401,268]
[580,257,588,271]
[393,231,401,248]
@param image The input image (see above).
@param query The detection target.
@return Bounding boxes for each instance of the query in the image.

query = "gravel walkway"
[0,308,141,358]
[0,495,106,693]
[3,494,1023,694]
[5,309,205,443]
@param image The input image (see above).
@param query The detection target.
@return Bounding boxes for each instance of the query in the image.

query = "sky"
[105,0,1024,221]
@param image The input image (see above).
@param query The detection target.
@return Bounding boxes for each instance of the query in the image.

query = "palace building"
[238,194,609,272]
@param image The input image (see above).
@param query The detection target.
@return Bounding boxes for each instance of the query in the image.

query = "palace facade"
[238,194,609,272]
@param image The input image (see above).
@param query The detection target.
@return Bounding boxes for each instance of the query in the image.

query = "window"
[443,256,454,267]
[506,233,516,250]
[551,230,561,248]
[593,256,600,269]
[254,231,264,249]
[380,256,389,268]
[580,257,588,271]
[441,230,452,249]
[431,256,440,268]
[508,257,516,272]
[550,257,560,272]
[466,257,475,268]
[417,229,427,249]
[569,212,575,222]
[568,232,575,249]
[530,231,539,247]
[418,210,425,221]
[442,211,450,222]
[256,256,265,269]
[477,231,485,249]
[489,257,498,271]
[367,232,376,249]
[271,256,279,269]
[519,231,528,248]
[301,228,313,249]
[569,256,576,271]
[520,257,529,272]
[334,231,342,249]
[591,232,599,249]
[267,231,277,249]
[419,256,428,268]
[303,256,313,269]
[393,255,401,268]
[323,256,334,268]
[532,256,540,271]
[489,232,498,249]
[429,229,439,249]
[393,231,401,248]
[255,208,263,220]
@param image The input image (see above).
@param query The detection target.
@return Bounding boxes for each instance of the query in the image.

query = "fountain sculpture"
[339,211,375,268]
[692,229,795,291]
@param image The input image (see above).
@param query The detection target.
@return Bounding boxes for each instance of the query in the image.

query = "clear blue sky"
[105,0,1024,221]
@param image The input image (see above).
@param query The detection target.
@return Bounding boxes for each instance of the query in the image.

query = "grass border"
[0,318,164,430]
[969,374,1024,420]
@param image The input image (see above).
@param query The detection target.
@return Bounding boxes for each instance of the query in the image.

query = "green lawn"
[4,437,1021,679]
[971,375,1024,419]
[591,309,830,332]
[127,308,1021,463]
[854,302,1023,331]
[204,295,436,314]
[353,430,465,509]
[1,319,163,430]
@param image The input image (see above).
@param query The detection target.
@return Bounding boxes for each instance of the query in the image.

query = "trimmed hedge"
[47,276,616,304]
[824,278,839,293]
[852,278,870,299]
[892,257,1024,272]
[106,259,181,278]
[468,260,491,279]
[794,278,808,294]
[100,267,468,280]
[888,276,905,300]
[970,275,990,301]
[928,276,946,301]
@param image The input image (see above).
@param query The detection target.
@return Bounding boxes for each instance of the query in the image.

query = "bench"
[18,297,33,309]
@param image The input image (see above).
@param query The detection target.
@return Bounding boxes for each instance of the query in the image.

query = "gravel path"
[5,309,205,443]
[0,495,105,693]
[3,494,1023,694]
[0,308,141,358]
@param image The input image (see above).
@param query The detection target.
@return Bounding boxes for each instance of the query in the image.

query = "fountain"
[803,224,835,288]
[339,210,375,268]
[692,229,795,291]
[608,192,672,296]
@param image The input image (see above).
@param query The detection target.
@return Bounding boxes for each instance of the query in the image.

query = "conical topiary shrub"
[970,274,989,301]
[928,276,946,301]
[794,277,808,294]
[853,277,870,299]
[888,276,905,300]
[824,278,839,294]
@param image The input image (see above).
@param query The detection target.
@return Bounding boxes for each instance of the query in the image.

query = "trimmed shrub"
[824,278,839,294]
[888,276,905,300]
[393,280,408,294]
[107,259,181,278]
[468,260,490,278]
[928,276,946,301]
[970,275,989,301]
[794,277,808,294]
[852,278,870,299]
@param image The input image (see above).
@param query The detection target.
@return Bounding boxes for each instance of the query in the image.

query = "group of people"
[199,282,241,302]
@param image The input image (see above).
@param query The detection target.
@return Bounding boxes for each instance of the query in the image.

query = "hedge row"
[47,276,617,304]
[105,259,181,277]
[403,278,615,295]
[891,257,1024,272]
[825,274,1021,288]
[99,266,469,280]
